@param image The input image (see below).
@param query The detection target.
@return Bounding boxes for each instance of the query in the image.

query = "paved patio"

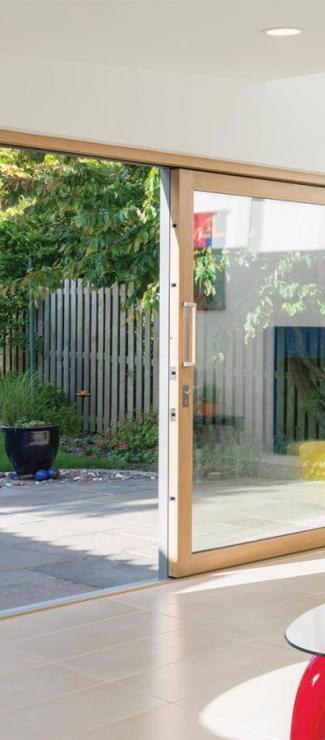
[0,478,159,612]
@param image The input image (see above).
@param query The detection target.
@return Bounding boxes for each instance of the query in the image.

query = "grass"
[0,434,136,473]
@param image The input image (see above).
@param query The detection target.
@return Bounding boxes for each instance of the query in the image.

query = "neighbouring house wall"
[196,255,325,451]
[2,53,325,173]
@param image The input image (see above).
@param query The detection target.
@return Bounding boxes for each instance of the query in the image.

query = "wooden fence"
[0,281,159,433]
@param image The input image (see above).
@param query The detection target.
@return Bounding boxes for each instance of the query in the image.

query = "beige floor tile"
[0,640,48,678]
[201,660,306,740]
[62,619,247,682]
[223,592,325,644]
[69,702,224,740]
[155,578,307,625]
[177,656,307,731]
[114,580,198,610]
[0,662,101,714]
[0,682,162,739]
[116,638,299,703]
[63,630,184,681]
[0,597,142,644]
[20,609,180,661]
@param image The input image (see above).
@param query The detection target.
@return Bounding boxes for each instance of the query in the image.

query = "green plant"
[107,412,158,450]
[194,248,222,297]
[57,412,159,472]
[0,373,80,434]
[15,419,48,427]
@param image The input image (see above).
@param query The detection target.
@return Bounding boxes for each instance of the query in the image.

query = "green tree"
[0,148,161,342]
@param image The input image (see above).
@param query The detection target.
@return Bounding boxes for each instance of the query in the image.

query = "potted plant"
[0,373,80,476]
[196,382,220,418]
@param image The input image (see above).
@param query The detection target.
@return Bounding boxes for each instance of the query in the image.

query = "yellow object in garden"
[299,441,325,480]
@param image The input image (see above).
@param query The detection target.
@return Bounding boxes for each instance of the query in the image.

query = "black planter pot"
[4,426,59,476]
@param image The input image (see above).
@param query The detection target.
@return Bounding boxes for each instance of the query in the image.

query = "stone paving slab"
[0,478,159,611]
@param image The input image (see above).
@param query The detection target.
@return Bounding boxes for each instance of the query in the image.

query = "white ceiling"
[1,0,325,81]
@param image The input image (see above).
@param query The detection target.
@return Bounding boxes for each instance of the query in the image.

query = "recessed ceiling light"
[264,27,302,37]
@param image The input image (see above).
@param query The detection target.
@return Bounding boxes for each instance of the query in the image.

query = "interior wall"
[1,53,325,173]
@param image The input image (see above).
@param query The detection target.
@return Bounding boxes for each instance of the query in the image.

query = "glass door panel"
[168,168,325,578]
[192,189,325,553]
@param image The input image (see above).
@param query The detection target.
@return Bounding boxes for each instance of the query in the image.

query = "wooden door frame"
[3,127,325,187]
[169,168,325,578]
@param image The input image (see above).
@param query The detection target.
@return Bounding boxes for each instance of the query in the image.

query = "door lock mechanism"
[182,385,190,407]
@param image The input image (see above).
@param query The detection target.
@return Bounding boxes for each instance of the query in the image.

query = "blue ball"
[35,469,49,482]
[47,467,59,479]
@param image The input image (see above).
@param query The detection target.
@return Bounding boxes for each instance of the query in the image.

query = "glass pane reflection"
[192,192,325,553]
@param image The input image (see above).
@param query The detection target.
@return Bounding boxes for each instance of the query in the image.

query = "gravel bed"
[0,468,157,487]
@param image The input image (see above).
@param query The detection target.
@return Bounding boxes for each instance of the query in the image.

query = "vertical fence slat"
[224,330,234,417]
[119,284,126,421]
[97,288,104,433]
[43,291,50,383]
[83,285,90,432]
[5,335,11,374]
[69,281,77,403]
[37,302,44,380]
[50,292,57,384]
[144,308,151,413]
[308,330,318,440]
[63,281,70,398]
[244,338,254,436]
[234,328,244,420]
[90,290,97,432]
[136,304,143,418]
[127,284,135,420]
[56,289,63,391]
[76,280,84,417]
[17,341,25,374]
[111,284,119,427]
[275,328,286,446]
[11,328,17,373]
[0,330,4,377]
[264,327,275,452]
[254,331,264,447]
[103,287,111,430]
[153,311,159,410]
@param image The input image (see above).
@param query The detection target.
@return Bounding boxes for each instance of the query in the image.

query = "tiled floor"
[1,548,325,738]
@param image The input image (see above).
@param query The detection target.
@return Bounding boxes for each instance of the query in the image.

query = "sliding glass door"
[168,169,325,577]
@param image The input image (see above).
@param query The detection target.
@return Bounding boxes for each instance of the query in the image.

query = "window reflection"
[192,191,325,553]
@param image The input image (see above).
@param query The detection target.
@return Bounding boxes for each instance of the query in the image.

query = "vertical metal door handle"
[183,301,197,367]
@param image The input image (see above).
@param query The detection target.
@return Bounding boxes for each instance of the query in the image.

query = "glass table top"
[286,605,325,657]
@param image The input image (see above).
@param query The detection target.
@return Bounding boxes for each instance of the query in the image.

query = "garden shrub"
[0,372,80,435]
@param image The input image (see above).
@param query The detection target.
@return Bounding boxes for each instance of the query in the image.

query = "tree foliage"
[0,147,160,291]
[0,147,161,342]
[2,146,324,352]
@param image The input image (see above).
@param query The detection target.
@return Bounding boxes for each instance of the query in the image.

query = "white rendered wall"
[1,52,325,173]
